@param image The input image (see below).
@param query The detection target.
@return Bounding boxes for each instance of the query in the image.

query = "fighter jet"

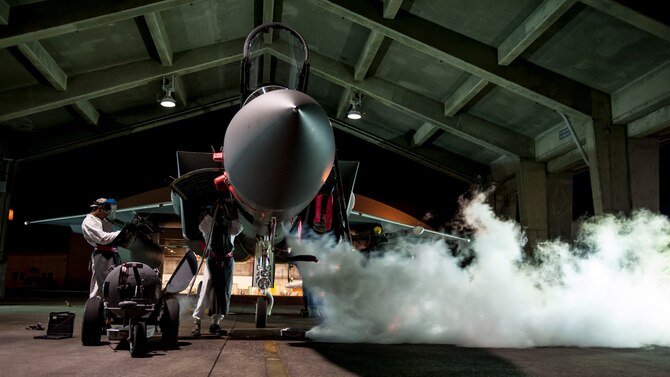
[169,22,349,327]
[27,23,468,329]
[171,22,471,327]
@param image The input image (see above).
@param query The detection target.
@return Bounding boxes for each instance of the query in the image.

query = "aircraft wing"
[348,209,469,243]
[26,201,179,269]
[346,192,470,245]
[26,201,178,233]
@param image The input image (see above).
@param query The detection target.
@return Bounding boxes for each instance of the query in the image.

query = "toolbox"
[35,311,75,339]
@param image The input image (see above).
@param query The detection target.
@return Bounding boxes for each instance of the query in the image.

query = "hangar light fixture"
[159,74,177,108]
[347,89,363,120]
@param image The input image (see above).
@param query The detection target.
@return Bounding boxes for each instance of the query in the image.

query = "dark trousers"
[207,256,234,316]
[89,250,121,298]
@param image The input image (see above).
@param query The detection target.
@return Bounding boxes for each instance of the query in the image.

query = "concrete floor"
[1,292,669,377]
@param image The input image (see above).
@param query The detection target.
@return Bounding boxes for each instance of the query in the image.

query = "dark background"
[6,103,669,251]
[6,106,470,250]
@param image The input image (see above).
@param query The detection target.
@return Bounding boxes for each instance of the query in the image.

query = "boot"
[209,316,227,336]
[208,323,220,335]
[191,320,201,337]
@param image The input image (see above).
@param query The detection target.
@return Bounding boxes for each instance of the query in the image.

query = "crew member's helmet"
[91,198,117,219]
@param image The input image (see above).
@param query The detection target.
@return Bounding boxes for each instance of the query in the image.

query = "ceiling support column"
[493,178,518,221]
[585,92,631,216]
[547,172,573,241]
[628,137,659,212]
[516,159,548,255]
[0,157,15,299]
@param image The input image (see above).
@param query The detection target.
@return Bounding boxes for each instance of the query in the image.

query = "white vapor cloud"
[292,191,670,348]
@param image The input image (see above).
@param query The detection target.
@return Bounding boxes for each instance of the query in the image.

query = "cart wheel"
[81,296,104,346]
[255,296,267,328]
[161,297,180,349]
[129,322,146,357]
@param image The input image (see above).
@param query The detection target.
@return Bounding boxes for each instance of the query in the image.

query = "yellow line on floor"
[264,340,290,377]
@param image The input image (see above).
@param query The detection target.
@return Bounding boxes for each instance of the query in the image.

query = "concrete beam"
[454,113,534,158]
[0,0,202,49]
[308,0,596,122]
[383,0,403,19]
[412,122,439,146]
[336,87,353,119]
[422,75,490,152]
[144,12,173,67]
[331,117,488,183]
[71,100,100,126]
[580,0,670,43]
[263,0,275,44]
[444,75,488,116]
[611,61,670,125]
[173,75,188,107]
[0,0,8,25]
[263,0,275,23]
[535,114,591,162]
[354,30,384,81]
[0,38,244,122]
[627,104,670,138]
[259,0,276,82]
[17,41,67,91]
[272,42,532,158]
[546,147,585,173]
[18,97,241,162]
[498,0,577,65]
[490,155,521,183]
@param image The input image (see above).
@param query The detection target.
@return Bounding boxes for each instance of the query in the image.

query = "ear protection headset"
[91,198,117,211]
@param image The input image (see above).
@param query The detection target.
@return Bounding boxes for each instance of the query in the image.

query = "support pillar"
[585,92,631,215]
[628,137,659,212]
[547,172,573,241]
[493,178,517,221]
[0,158,14,299]
[516,160,548,254]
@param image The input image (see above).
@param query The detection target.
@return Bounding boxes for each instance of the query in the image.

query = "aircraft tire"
[129,322,146,357]
[81,296,103,346]
[160,297,180,348]
[255,297,267,328]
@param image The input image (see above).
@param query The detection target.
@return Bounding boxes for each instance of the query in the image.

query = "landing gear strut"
[252,217,277,328]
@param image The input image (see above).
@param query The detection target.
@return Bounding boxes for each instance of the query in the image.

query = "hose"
[558,111,590,167]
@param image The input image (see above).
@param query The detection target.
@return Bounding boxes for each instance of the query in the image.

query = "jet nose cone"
[224,89,335,219]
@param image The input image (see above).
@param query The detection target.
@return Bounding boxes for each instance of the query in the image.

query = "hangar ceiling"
[0,0,669,186]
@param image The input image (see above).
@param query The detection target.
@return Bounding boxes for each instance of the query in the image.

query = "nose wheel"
[255,297,267,328]
[81,296,104,346]
[129,322,147,357]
